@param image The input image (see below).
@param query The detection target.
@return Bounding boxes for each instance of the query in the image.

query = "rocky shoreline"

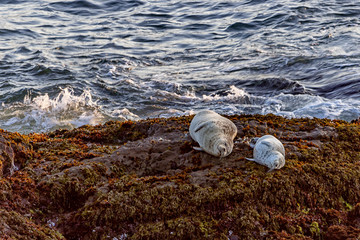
[1,114,360,239]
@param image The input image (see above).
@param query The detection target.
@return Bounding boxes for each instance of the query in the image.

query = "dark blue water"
[1,0,360,133]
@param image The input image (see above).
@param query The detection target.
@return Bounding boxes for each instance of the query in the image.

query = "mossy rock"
[1,114,360,239]
[0,209,64,239]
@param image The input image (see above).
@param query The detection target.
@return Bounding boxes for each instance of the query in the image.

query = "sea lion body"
[246,135,285,171]
[189,110,237,157]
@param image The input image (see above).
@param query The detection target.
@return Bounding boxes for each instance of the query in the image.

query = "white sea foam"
[138,82,360,121]
[145,82,248,104]
[262,93,360,121]
[293,98,360,120]
[151,89,197,102]
[202,85,249,102]
[0,88,105,133]
[1,83,359,134]
[28,88,97,111]
[174,85,360,122]
[111,108,140,121]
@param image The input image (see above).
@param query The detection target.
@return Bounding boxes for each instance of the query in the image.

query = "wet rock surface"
[0,114,360,239]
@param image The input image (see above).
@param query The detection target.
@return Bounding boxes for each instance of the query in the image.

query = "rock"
[324,225,360,240]
[0,136,15,176]
[0,209,64,239]
[0,115,360,239]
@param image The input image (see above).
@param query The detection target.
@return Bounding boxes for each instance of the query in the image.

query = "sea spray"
[1,88,104,133]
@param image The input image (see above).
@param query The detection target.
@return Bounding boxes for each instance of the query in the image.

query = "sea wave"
[0,83,359,134]
[1,0,360,133]
[0,88,139,133]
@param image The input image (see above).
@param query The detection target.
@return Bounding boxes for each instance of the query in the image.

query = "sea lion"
[189,110,237,157]
[246,135,285,172]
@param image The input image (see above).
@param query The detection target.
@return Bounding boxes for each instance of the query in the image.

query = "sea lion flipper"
[194,122,208,133]
[193,147,204,151]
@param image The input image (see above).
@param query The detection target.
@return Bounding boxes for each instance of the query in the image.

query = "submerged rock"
[0,114,360,239]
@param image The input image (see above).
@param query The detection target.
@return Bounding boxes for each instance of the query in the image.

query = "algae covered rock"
[0,115,360,239]
[0,209,64,239]
[0,130,33,177]
[0,136,15,177]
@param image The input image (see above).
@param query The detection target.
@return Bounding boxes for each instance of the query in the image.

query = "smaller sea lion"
[189,110,237,157]
[246,135,285,172]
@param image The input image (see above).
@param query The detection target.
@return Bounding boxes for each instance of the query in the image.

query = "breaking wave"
[0,88,139,133]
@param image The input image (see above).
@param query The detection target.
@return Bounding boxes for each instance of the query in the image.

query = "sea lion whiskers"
[266,151,285,173]
[215,138,233,157]
[217,144,227,158]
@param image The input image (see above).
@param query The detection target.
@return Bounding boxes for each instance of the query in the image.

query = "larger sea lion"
[246,135,285,172]
[189,110,237,157]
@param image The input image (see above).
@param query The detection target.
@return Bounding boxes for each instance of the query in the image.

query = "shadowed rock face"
[0,131,33,177]
[0,114,360,239]
[0,137,15,177]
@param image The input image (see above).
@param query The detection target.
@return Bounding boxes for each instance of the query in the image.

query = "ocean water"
[1,0,360,133]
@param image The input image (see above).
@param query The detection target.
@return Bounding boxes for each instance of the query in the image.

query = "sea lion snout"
[216,140,233,157]
[249,137,259,148]
[269,152,285,170]
[217,145,226,157]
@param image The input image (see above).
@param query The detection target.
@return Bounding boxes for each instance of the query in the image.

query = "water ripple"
[0,0,360,133]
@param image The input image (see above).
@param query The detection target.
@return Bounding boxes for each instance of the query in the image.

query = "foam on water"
[0,88,138,133]
[119,75,360,122]
[262,93,360,121]
[0,88,103,133]
[0,82,359,134]
[1,0,360,133]
[24,88,96,112]
[293,98,360,120]
[202,85,249,103]
[111,108,140,121]
[117,78,360,122]
[150,83,360,122]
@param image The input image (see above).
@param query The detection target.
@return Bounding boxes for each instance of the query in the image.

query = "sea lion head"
[268,151,285,171]
[214,139,233,157]
[249,137,260,148]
